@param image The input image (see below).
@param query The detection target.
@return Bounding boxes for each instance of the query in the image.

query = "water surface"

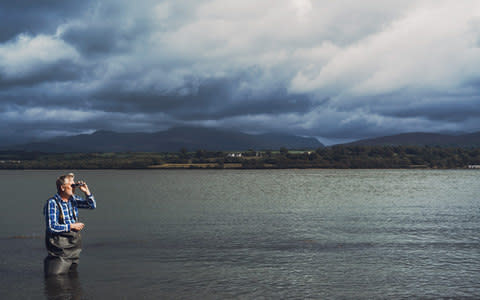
[0,169,479,299]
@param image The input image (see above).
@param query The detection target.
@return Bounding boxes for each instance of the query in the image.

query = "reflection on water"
[44,271,83,300]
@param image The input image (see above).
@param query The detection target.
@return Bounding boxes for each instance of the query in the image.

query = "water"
[0,169,479,299]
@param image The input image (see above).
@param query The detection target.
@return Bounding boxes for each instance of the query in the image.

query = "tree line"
[0,145,479,169]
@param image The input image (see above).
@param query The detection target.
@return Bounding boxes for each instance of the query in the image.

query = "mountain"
[344,132,480,147]
[6,127,323,152]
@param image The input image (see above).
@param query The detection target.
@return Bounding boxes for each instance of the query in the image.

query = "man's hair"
[56,173,75,193]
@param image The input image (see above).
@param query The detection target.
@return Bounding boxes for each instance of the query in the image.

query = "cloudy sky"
[1,0,480,145]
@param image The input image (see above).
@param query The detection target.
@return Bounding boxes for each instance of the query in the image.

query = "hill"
[6,126,323,152]
[344,132,480,147]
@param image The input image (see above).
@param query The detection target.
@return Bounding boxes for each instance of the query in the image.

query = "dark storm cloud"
[377,98,480,123]
[1,0,480,146]
[91,74,314,121]
[59,19,149,57]
[0,1,92,42]
[0,60,83,88]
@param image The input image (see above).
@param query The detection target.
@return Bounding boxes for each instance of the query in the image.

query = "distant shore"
[1,146,479,169]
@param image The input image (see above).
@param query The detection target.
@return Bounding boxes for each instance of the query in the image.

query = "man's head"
[56,173,75,196]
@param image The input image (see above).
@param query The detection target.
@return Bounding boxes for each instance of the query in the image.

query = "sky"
[1,0,480,146]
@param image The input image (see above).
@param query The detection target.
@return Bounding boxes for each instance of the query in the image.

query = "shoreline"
[0,165,476,170]
[1,147,479,170]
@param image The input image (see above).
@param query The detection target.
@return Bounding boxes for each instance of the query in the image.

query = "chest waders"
[44,198,82,276]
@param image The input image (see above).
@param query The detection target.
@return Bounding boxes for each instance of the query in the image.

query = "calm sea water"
[0,169,479,299]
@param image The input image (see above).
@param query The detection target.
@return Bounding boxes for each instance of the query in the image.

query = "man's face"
[62,177,75,197]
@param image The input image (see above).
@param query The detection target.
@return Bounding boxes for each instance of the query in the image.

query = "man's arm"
[74,182,96,209]
[45,199,70,233]
[74,194,96,209]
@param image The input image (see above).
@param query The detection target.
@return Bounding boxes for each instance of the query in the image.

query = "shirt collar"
[54,193,73,202]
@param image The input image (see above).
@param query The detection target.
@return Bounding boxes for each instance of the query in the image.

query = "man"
[44,173,96,276]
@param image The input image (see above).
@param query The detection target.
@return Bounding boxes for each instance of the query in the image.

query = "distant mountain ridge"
[6,126,323,152]
[344,131,480,147]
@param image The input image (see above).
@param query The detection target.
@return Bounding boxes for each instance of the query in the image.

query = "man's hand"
[70,222,85,232]
[77,181,92,196]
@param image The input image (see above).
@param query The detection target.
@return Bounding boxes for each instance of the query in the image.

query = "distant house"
[0,160,21,164]
[468,165,480,169]
[227,153,242,158]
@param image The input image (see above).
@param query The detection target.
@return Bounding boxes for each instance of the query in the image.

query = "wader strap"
[53,197,65,224]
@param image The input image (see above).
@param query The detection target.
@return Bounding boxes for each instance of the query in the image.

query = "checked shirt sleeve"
[73,194,96,209]
[45,199,70,233]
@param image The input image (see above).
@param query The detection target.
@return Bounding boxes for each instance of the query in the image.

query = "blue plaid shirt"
[44,193,96,233]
